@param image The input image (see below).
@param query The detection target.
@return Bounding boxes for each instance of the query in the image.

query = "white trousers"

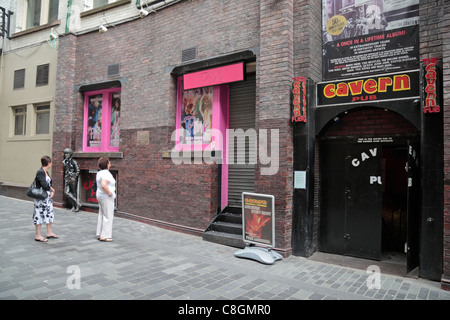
[96,196,115,239]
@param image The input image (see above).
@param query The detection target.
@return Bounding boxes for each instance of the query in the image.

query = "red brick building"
[51,0,449,289]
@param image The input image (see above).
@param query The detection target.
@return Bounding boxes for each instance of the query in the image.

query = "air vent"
[181,47,197,63]
[14,69,25,90]
[36,64,49,86]
[108,64,120,77]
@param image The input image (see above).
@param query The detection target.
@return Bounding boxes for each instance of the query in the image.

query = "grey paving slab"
[0,195,449,302]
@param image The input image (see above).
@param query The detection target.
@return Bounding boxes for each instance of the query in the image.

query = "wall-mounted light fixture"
[99,24,108,33]
[47,27,61,49]
[99,17,109,33]
[139,8,149,18]
[49,28,59,40]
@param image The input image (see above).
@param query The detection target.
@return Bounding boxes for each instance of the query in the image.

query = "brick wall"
[323,108,419,137]
[257,0,294,253]
[53,0,283,237]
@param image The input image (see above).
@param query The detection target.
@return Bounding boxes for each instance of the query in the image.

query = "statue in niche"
[63,148,81,212]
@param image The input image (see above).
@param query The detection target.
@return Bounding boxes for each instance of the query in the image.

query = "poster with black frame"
[79,169,118,208]
[242,192,275,248]
[322,0,419,81]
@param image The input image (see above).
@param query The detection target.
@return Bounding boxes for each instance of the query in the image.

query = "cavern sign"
[317,70,420,107]
[291,76,307,123]
[422,57,441,114]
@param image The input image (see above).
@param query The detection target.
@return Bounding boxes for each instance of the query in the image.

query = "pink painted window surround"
[175,77,230,209]
[83,88,121,152]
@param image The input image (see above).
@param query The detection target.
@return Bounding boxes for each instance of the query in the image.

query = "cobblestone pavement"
[1,195,449,302]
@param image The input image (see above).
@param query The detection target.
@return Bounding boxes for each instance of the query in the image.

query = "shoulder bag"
[27,179,48,200]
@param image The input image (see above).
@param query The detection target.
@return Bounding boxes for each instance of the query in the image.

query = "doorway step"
[309,252,419,278]
[203,207,245,248]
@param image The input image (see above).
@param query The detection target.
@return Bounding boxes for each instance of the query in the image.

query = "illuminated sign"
[317,71,420,106]
[291,77,307,122]
[422,57,441,114]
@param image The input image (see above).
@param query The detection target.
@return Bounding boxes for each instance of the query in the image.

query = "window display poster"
[80,170,118,207]
[87,94,102,147]
[110,92,121,148]
[242,193,275,248]
[180,86,213,145]
[322,0,419,81]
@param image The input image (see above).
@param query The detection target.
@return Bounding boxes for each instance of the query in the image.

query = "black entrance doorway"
[381,146,408,264]
[319,140,382,260]
[319,138,420,271]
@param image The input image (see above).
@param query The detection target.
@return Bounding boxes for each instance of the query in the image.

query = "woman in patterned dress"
[33,156,57,242]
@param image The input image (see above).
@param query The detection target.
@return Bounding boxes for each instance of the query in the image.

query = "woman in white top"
[96,157,116,242]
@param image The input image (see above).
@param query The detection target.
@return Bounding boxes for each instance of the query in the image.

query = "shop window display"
[83,88,121,152]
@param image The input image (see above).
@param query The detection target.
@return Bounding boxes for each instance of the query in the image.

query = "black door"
[319,140,382,260]
[344,143,382,260]
[319,140,347,254]
[406,140,420,272]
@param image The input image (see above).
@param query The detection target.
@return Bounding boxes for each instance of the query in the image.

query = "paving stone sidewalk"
[0,195,449,301]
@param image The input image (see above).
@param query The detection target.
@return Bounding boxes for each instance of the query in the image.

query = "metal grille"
[108,64,120,77]
[181,47,197,63]
[14,69,25,90]
[227,74,256,207]
[36,64,49,86]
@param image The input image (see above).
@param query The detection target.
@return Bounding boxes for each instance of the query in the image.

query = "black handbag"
[27,179,48,200]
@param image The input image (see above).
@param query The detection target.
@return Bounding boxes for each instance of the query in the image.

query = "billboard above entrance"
[317,70,420,107]
[321,0,420,81]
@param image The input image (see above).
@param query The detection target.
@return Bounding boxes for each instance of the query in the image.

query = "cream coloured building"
[0,0,59,197]
[0,0,151,198]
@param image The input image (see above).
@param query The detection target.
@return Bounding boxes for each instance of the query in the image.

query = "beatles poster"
[87,94,102,147]
[110,92,121,148]
[322,0,420,81]
[79,169,118,208]
[180,86,213,145]
[242,193,275,248]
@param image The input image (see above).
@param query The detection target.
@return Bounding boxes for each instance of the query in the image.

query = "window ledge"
[162,150,222,161]
[6,136,51,142]
[74,152,123,159]
[80,0,132,18]
[11,20,61,39]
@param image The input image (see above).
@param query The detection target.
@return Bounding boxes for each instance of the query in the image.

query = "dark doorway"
[319,140,382,260]
[381,146,408,264]
[319,139,420,271]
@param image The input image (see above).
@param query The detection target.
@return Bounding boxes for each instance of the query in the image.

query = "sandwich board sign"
[234,192,283,264]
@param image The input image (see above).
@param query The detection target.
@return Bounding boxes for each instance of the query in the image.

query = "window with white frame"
[13,107,27,136]
[25,0,59,29]
[35,105,50,134]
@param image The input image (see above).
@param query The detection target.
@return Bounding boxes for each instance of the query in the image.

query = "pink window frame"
[83,87,121,152]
